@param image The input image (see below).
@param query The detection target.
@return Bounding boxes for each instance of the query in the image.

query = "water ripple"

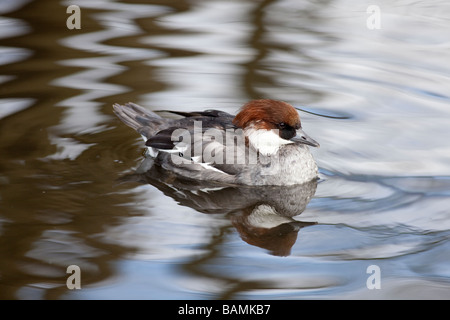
[1,0,450,299]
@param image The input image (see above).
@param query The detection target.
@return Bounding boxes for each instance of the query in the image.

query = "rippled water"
[1,0,450,299]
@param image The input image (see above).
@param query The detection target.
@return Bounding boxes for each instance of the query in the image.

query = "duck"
[113,99,319,185]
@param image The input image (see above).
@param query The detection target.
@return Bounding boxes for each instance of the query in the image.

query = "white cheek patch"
[245,128,293,156]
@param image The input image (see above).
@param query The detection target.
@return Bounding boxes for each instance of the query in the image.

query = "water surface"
[1,0,450,299]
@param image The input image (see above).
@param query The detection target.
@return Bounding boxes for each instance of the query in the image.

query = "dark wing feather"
[145,128,179,149]
[145,110,236,150]
[160,109,232,118]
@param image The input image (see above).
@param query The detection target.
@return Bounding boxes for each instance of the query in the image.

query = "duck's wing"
[114,104,242,182]
[144,109,236,152]
[145,115,246,177]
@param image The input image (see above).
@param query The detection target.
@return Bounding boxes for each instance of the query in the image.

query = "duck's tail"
[113,102,166,139]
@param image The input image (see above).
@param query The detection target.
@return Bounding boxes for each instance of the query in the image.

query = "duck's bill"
[292,128,320,147]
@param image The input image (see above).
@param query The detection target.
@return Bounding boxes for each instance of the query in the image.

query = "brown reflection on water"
[0,0,332,299]
[242,0,331,101]
[0,0,155,299]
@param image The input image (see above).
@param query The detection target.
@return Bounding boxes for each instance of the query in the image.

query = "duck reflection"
[122,158,318,256]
